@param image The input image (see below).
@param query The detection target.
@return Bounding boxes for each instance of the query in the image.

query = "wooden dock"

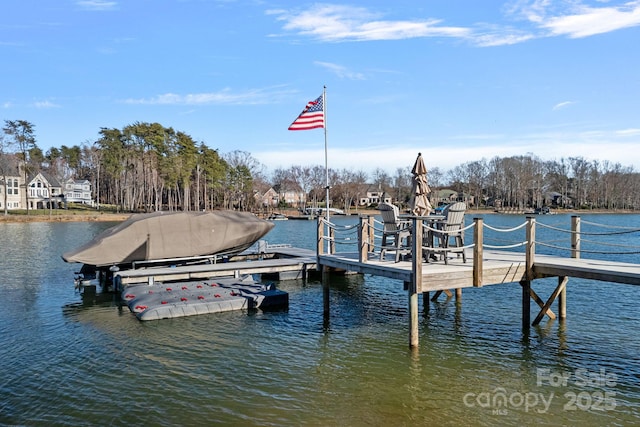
[315,215,640,348]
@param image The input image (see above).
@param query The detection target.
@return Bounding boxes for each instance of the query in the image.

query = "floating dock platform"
[123,276,288,321]
[106,244,314,321]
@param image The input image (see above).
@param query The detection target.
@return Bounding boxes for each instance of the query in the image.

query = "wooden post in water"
[521,279,531,328]
[558,275,567,320]
[558,215,580,320]
[409,218,423,348]
[422,291,430,314]
[322,266,330,328]
[522,217,536,329]
[473,217,484,287]
[316,217,331,322]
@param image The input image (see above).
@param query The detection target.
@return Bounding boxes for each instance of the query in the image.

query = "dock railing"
[317,213,640,280]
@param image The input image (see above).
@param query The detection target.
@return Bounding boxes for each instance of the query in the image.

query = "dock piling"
[409,218,424,348]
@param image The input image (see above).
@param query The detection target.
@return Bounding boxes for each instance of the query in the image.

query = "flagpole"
[323,85,330,253]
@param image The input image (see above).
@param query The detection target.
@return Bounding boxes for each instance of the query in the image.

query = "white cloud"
[541,2,640,37]
[552,101,575,110]
[76,1,117,11]
[616,128,640,136]
[123,87,294,106]
[270,2,640,47]
[33,100,61,109]
[472,30,535,47]
[255,127,640,175]
[314,61,365,80]
[269,4,470,42]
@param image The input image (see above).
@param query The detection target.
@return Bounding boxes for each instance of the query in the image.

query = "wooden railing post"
[412,218,423,294]
[317,217,324,257]
[571,215,580,259]
[330,226,335,254]
[473,217,483,287]
[358,216,367,263]
[526,216,536,281]
[368,216,375,253]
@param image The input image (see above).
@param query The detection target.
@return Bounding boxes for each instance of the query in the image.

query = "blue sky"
[2,0,639,176]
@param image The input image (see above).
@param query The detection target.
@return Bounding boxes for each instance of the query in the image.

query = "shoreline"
[0,213,131,223]
[1,208,636,223]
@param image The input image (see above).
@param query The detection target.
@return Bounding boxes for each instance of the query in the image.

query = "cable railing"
[317,214,640,262]
[537,218,640,256]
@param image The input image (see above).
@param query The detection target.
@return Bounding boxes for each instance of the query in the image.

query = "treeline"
[446,155,640,210]
[2,119,639,212]
[270,154,640,211]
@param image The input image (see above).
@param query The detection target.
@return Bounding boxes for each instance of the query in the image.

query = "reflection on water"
[0,215,639,426]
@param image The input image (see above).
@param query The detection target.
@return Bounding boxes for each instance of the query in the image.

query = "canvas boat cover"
[62,210,274,267]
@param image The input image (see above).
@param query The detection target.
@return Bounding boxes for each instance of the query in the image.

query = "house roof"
[0,154,22,177]
[66,178,90,184]
[273,182,303,193]
[28,171,62,188]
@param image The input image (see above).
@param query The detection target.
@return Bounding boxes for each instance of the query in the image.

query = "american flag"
[288,94,324,131]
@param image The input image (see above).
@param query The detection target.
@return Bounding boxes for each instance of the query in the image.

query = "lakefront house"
[0,170,93,210]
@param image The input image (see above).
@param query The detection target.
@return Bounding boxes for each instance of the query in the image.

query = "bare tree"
[224,150,264,211]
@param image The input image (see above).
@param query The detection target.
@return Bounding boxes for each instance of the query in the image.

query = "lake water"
[1,214,639,426]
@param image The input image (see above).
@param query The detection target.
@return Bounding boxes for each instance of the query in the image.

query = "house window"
[11,179,19,196]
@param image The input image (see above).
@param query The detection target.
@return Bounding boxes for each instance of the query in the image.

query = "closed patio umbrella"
[409,152,432,216]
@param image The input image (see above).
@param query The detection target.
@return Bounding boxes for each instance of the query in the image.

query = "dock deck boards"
[318,250,640,290]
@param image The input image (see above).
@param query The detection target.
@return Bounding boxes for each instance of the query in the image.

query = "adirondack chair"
[433,202,467,264]
[378,202,412,262]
